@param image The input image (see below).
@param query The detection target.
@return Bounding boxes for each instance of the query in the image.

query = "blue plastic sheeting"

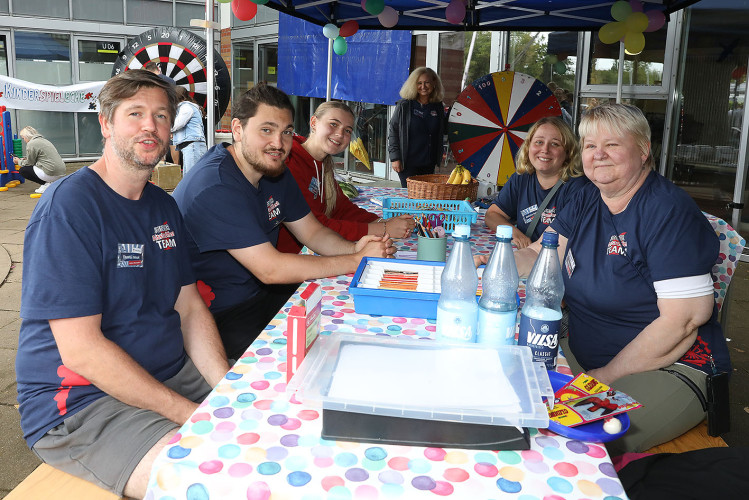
[277,13,411,106]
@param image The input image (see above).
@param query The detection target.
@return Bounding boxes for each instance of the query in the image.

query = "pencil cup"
[417,235,447,262]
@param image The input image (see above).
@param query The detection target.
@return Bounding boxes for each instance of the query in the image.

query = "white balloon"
[322,23,340,40]
[378,6,399,28]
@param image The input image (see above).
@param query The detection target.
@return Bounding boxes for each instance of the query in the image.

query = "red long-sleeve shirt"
[276,136,379,254]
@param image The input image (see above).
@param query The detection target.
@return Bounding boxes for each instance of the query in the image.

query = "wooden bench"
[644,420,727,454]
[6,464,123,500]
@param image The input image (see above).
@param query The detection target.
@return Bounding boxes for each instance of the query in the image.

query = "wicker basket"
[406,174,479,201]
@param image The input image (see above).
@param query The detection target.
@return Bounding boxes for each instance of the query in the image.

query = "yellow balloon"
[625,12,649,33]
[598,22,626,45]
[624,31,645,55]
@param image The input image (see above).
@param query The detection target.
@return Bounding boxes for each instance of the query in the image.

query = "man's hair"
[578,103,654,170]
[19,126,40,141]
[143,61,160,73]
[232,83,294,127]
[98,69,178,126]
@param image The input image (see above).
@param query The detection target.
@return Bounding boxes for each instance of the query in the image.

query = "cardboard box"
[151,162,182,191]
[286,282,322,382]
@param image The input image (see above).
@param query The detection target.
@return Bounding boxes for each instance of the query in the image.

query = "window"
[127,0,172,26]
[177,2,217,28]
[411,34,427,70]
[233,41,254,101]
[0,35,8,76]
[17,110,76,155]
[232,4,278,27]
[258,43,277,85]
[14,31,72,85]
[14,0,68,18]
[77,113,103,156]
[0,0,8,14]
[78,40,120,82]
[73,0,124,23]
[587,30,665,87]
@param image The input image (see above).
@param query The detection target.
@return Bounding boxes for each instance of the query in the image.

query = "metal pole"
[326,38,333,101]
[461,31,478,90]
[205,0,215,147]
[616,42,624,104]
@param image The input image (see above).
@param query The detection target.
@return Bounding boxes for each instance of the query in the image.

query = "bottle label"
[436,306,477,343]
[517,314,560,370]
[477,309,517,346]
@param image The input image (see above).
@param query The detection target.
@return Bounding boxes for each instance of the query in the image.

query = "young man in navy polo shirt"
[173,84,395,359]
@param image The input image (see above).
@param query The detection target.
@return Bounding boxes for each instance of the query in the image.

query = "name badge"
[564,249,575,279]
[117,243,144,268]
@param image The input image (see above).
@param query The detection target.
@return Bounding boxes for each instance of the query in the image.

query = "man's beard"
[111,132,168,172]
[240,140,287,177]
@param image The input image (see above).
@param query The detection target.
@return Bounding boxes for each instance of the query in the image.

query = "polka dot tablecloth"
[145,187,626,500]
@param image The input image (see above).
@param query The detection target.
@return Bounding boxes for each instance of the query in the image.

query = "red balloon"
[339,20,359,38]
[232,0,258,21]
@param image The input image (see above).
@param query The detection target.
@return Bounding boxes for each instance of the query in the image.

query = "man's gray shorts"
[31,358,213,495]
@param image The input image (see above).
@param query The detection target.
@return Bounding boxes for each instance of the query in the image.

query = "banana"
[461,167,472,184]
[446,167,459,184]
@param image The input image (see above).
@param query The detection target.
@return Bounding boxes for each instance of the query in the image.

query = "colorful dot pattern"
[145,187,625,500]
[703,212,745,312]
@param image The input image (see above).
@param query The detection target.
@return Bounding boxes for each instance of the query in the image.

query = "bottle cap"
[495,226,513,239]
[541,231,559,246]
[453,224,471,238]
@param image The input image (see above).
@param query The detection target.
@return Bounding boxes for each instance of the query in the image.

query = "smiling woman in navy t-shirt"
[486,116,587,248]
[514,104,730,455]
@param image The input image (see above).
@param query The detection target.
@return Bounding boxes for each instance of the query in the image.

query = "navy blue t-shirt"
[173,143,310,313]
[551,172,731,375]
[493,173,588,241]
[17,168,193,447]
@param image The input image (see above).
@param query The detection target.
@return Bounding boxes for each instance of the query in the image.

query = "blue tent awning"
[261,0,700,32]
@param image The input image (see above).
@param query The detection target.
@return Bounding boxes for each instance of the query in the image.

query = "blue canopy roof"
[262,0,700,31]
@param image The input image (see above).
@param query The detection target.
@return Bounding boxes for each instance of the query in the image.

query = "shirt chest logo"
[308,177,320,200]
[607,232,627,256]
[267,196,281,222]
[152,222,177,250]
[117,243,144,268]
[540,207,556,225]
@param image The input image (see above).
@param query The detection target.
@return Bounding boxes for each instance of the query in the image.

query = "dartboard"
[448,71,561,187]
[111,28,230,125]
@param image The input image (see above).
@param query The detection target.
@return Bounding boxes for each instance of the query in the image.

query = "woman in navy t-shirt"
[485,116,586,247]
[515,104,730,455]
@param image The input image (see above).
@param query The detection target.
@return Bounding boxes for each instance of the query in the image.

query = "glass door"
[257,40,277,86]
[0,31,9,76]
[73,36,124,156]
[672,2,749,246]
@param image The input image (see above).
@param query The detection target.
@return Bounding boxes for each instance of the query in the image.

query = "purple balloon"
[446,0,466,25]
[645,10,666,32]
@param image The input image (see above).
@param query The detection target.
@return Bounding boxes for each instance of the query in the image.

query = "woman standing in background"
[387,67,447,188]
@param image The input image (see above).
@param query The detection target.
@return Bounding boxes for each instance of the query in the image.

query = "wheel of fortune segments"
[448,71,562,187]
[111,27,230,126]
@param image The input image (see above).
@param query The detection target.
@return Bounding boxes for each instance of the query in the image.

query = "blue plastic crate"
[381,198,478,233]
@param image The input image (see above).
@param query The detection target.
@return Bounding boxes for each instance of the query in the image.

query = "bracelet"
[383,219,387,236]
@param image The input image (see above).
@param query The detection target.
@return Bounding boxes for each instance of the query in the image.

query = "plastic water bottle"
[518,231,564,369]
[436,224,478,343]
[477,226,519,346]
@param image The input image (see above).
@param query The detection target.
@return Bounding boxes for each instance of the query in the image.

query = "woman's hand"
[391,160,403,173]
[512,228,532,249]
[383,215,416,239]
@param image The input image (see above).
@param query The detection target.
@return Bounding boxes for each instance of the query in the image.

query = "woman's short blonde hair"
[578,103,654,170]
[399,67,444,103]
[19,126,39,141]
[514,116,582,181]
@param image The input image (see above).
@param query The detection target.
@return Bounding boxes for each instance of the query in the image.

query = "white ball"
[603,417,622,434]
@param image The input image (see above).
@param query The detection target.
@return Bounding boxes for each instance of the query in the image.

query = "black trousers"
[212,282,300,359]
[19,165,45,185]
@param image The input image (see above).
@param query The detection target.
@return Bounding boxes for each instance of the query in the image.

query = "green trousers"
[559,337,707,456]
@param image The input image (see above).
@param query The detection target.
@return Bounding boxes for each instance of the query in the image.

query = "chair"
[703,212,745,328]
